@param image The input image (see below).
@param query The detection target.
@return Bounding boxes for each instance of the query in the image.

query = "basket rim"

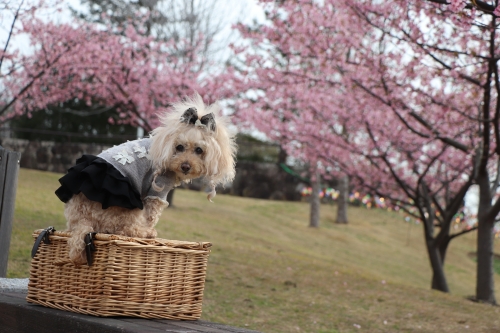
[33,229,212,251]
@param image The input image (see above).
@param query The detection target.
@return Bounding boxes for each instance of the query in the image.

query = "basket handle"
[31,226,56,258]
[85,232,97,266]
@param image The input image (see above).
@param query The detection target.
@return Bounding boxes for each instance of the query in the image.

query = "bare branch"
[0,0,25,71]
[449,225,478,240]
[425,0,496,13]
[409,111,469,152]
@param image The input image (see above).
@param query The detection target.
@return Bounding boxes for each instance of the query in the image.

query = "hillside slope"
[9,168,500,332]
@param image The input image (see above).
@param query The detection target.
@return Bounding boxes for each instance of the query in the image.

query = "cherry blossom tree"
[232,0,500,303]
[0,2,223,132]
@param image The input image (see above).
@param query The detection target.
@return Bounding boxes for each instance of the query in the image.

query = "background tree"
[72,0,240,71]
[336,175,348,224]
[3,0,240,139]
[3,17,203,128]
[1,1,232,148]
[309,167,321,228]
[345,0,500,305]
[232,0,496,302]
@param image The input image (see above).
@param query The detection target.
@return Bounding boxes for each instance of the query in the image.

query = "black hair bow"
[180,108,216,132]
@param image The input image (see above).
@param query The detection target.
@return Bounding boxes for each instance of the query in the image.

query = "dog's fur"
[64,94,237,265]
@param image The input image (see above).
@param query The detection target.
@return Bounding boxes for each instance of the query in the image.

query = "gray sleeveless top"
[98,138,175,201]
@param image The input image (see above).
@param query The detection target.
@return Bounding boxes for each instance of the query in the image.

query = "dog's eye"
[176,145,185,152]
[195,147,203,155]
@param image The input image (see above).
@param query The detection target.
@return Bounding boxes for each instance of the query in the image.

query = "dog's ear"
[149,126,177,171]
[203,121,237,187]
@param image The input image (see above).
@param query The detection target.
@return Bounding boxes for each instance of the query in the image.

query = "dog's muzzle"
[181,162,191,174]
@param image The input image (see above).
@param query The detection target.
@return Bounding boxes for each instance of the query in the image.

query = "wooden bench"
[0,291,260,333]
[0,146,21,277]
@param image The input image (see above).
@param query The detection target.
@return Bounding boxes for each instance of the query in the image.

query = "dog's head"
[149,94,237,198]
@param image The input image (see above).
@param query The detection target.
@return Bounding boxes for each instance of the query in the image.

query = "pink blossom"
[494,5,500,17]
[450,0,466,13]
[231,0,496,295]
[1,9,227,131]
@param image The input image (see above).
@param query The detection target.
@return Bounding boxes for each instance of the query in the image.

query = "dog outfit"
[55,138,174,210]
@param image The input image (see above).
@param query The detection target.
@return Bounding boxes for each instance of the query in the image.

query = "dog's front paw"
[68,248,88,266]
[134,228,157,239]
[145,228,157,239]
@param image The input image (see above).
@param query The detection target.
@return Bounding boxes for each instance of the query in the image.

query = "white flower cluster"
[112,144,150,165]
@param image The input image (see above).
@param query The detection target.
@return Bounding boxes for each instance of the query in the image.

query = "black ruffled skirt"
[55,155,143,210]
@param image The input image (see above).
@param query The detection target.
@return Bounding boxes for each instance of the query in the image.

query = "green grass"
[8,168,500,332]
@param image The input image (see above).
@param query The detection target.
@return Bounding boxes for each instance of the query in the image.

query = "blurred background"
[3,1,500,331]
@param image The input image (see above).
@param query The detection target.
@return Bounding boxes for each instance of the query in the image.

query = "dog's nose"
[181,163,191,173]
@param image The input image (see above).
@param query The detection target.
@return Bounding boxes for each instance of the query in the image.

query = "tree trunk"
[309,172,320,228]
[426,240,449,292]
[278,146,287,164]
[336,175,348,224]
[475,171,496,304]
[431,237,450,291]
[422,214,449,293]
[476,216,496,304]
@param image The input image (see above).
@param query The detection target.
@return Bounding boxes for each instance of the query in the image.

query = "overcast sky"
[1,0,265,59]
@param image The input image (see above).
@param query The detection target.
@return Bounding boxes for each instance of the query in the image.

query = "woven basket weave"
[27,229,211,320]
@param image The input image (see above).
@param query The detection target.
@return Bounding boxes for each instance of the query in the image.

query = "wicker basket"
[27,229,211,320]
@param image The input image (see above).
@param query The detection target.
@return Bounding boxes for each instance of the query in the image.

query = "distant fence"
[0,146,21,277]
[0,126,137,145]
[0,138,111,174]
[0,139,282,172]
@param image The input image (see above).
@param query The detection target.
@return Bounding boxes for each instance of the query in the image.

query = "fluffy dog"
[55,94,237,265]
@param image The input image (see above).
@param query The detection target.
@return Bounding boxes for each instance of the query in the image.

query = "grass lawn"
[8,168,500,332]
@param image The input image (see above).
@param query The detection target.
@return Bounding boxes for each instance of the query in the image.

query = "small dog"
[55,94,237,265]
